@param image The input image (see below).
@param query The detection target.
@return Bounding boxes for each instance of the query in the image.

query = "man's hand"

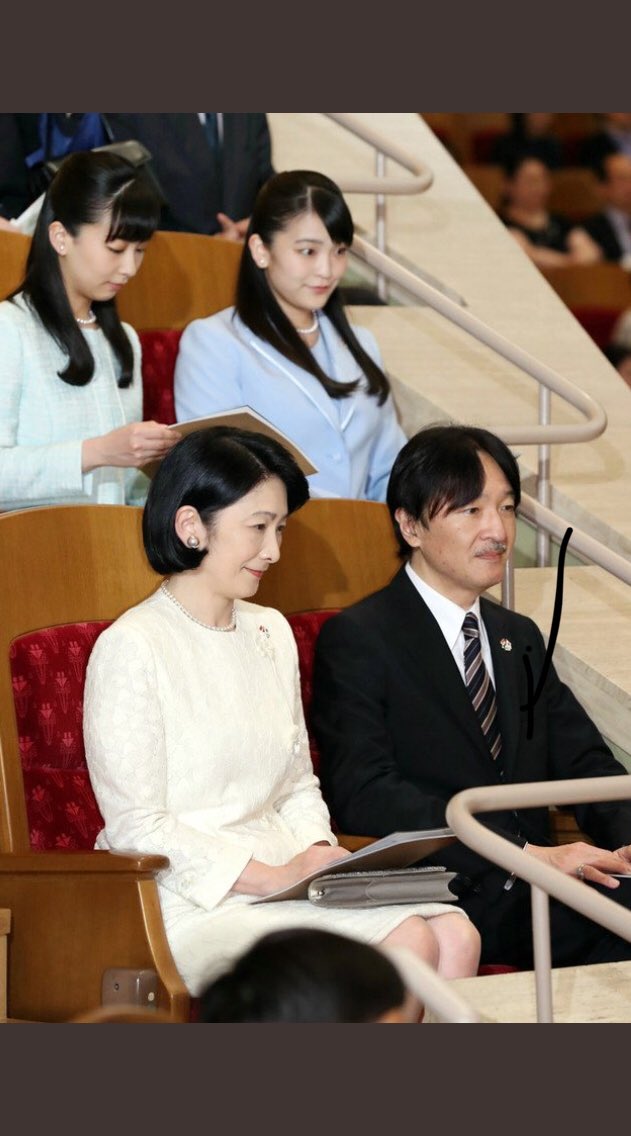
[215,212,249,242]
[526,841,631,888]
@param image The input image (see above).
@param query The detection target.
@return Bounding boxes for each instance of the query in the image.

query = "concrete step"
[488,566,631,762]
[442,960,631,1023]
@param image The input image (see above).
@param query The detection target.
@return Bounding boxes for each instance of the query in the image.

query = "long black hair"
[12,150,161,387]
[236,170,391,405]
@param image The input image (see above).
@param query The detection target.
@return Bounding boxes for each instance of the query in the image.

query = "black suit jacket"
[579,131,620,173]
[0,113,39,218]
[104,113,274,235]
[582,211,625,262]
[311,568,631,898]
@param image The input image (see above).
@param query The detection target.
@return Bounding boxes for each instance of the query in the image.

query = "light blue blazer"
[173,307,406,501]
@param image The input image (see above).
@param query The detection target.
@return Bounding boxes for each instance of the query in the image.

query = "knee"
[383,915,441,968]
[436,913,481,960]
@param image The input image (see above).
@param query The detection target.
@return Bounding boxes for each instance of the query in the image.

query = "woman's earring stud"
[186,535,200,549]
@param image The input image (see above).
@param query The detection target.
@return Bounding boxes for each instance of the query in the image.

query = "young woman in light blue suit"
[174,170,406,501]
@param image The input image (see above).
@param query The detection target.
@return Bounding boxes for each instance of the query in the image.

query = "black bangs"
[425,449,486,521]
[107,176,161,243]
[308,185,354,246]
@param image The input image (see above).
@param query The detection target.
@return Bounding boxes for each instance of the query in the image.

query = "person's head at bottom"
[197,928,419,1023]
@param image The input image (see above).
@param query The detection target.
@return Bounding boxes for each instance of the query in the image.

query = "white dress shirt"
[404,561,496,686]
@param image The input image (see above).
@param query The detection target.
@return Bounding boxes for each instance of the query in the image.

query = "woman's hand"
[82,421,182,472]
[232,843,352,897]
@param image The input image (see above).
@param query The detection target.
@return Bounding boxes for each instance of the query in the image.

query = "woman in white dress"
[83,426,480,996]
[0,149,178,509]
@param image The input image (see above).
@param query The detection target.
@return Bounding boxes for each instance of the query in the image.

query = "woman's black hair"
[143,425,310,574]
[236,169,391,405]
[387,423,521,558]
[198,928,406,1023]
[11,150,161,387]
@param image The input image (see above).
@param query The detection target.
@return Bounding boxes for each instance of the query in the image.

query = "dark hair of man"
[235,169,390,405]
[604,342,631,369]
[501,151,553,180]
[12,150,161,387]
[594,152,622,184]
[198,928,406,1023]
[387,423,521,558]
[143,426,310,574]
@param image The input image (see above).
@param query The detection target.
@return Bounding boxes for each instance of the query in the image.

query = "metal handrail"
[384,947,480,1024]
[519,495,631,584]
[319,113,612,567]
[446,776,631,1023]
[323,113,434,195]
[351,236,607,446]
[501,491,631,610]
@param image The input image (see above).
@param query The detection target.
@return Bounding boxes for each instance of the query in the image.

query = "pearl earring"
[186,535,200,549]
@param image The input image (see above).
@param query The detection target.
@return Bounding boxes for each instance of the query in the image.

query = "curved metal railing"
[323,112,434,195]
[320,113,611,567]
[351,236,607,447]
[501,492,631,610]
[446,776,631,1023]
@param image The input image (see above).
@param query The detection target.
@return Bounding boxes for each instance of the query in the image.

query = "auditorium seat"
[117,230,240,330]
[541,263,631,310]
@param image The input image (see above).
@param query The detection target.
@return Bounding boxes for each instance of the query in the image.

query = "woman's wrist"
[81,436,102,474]
[231,857,284,897]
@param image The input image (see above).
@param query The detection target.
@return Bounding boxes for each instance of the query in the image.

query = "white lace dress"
[83,588,462,995]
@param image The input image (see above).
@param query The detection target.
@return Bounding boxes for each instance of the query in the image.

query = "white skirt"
[160,888,466,995]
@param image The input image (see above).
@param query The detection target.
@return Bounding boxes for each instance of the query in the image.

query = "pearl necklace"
[295,311,318,335]
[76,309,97,326]
[160,582,237,632]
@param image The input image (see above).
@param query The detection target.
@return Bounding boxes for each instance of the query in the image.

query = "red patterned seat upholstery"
[10,622,110,850]
[139,328,182,424]
[287,609,339,775]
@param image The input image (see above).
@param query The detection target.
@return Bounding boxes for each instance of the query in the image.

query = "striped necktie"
[462,612,503,764]
[203,112,220,153]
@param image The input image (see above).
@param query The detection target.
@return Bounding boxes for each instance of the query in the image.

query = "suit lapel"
[386,571,505,780]
[240,315,364,434]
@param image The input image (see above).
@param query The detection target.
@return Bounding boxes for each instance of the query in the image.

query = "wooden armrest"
[0,850,169,874]
[337,834,376,852]
[549,807,594,847]
[0,850,187,1022]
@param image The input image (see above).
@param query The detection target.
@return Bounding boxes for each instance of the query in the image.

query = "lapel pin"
[500,638,512,652]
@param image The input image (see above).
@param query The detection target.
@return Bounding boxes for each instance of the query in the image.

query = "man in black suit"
[105,113,274,238]
[579,113,631,172]
[0,113,274,238]
[581,152,631,268]
[311,424,631,968]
